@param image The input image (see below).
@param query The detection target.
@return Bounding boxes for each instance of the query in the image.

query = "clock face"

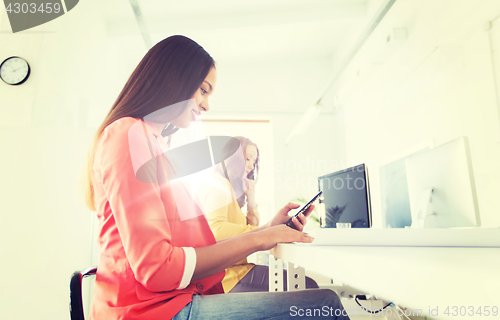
[0,57,30,85]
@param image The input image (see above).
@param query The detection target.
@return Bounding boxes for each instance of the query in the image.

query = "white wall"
[211,55,336,114]
[272,113,344,215]
[330,0,500,228]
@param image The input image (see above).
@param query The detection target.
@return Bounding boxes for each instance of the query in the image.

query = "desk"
[270,243,500,320]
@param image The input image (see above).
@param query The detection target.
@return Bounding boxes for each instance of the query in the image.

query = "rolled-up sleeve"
[96,118,190,292]
[178,247,197,289]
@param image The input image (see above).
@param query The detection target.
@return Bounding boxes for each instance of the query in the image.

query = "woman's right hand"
[265,203,313,231]
[256,224,314,251]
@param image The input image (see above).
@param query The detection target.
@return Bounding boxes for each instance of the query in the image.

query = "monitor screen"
[318,164,372,228]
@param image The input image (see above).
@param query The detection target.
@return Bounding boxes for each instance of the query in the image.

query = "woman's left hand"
[267,202,314,232]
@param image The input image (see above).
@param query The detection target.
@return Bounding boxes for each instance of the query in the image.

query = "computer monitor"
[318,164,372,228]
[379,145,431,228]
[405,137,480,228]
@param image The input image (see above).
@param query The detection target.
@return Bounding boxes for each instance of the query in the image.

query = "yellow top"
[202,172,260,292]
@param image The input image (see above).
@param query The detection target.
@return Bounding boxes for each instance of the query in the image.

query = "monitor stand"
[411,187,434,228]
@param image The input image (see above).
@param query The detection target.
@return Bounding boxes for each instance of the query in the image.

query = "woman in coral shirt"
[84,35,349,320]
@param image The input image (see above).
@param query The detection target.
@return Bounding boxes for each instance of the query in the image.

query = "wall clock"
[0,56,31,85]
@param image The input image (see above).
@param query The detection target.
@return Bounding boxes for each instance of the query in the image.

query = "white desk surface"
[305,228,500,247]
[271,243,500,320]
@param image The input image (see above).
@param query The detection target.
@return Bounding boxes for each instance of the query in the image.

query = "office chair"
[70,266,97,320]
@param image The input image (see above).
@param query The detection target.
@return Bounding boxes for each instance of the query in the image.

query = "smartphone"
[247,170,254,180]
[285,191,322,230]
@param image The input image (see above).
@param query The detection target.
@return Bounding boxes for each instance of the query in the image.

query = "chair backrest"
[70,266,97,320]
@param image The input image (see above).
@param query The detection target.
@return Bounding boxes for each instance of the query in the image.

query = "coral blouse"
[90,117,224,320]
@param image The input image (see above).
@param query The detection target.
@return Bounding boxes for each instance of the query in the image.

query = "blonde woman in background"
[205,136,319,293]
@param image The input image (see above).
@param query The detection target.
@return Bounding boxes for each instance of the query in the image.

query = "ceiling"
[98,0,376,63]
[94,0,393,116]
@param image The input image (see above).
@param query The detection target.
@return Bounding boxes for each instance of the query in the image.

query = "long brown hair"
[84,35,215,210]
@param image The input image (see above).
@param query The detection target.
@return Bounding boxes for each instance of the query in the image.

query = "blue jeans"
[172,289,350,319]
